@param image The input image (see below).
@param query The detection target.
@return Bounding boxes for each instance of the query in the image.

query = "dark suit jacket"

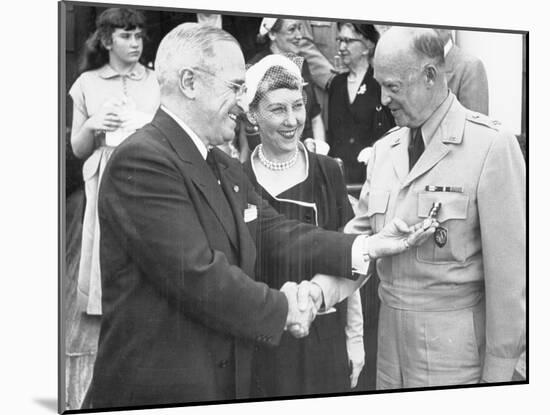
[328,66,395,184]
[445,44,489,115]
[86,109,356,409]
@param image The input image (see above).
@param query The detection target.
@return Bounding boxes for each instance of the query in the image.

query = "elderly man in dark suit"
[83,23,435,409]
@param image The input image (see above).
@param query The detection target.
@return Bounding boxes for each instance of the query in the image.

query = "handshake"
[279,216,440,339]
[281,280,323,339]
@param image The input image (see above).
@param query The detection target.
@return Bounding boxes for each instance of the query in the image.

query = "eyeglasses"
[192,67,248,97]
[336,37,363,46]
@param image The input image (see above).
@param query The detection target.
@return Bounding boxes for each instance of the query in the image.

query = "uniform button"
[349,137,355,144]
[218,360,229,368]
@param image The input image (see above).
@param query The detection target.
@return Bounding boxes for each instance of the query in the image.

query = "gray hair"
[410,27,445,68]
[155,23,238,95]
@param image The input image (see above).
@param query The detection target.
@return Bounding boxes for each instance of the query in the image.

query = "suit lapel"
[403,138,450,188]
[402,98,466,188]
[214,150,256,272]
[152,110,239,250]
[389,128,410,185]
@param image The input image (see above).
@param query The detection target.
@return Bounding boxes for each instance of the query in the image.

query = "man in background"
[436,28,489,114]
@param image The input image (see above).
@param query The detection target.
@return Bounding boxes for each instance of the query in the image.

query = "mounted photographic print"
[59,0,527,413]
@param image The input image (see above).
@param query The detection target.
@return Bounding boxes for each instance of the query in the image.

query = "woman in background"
[327,23,394,185]
[67,7,160,409]
[243,54,365,397]
[243,18,325,153]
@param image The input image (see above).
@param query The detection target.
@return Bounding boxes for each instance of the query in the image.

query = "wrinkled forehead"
[207,41,245,75]
[373,45,419,81]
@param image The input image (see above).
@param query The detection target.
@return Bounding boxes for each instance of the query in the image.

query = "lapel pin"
[233,185,239,193]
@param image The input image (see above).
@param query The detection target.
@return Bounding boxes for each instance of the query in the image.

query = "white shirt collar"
[444,38,453,57]
[161,105,209,160]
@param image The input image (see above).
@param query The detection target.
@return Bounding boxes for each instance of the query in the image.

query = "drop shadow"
[34,398,58,412]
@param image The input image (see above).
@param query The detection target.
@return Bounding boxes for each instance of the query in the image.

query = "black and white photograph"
[56,0,530,412]
[5,0,545,414]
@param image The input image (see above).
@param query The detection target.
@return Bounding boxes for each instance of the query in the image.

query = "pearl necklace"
[258,144,299,171]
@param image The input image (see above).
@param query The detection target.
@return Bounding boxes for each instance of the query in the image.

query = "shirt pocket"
[416,191,469,263]
[366,190,390,233]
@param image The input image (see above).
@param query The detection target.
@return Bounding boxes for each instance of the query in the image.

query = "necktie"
[408,128,425,170]
[206,150,221,184]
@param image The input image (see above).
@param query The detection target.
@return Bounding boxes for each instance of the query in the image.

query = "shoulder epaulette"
[465,111,502,131]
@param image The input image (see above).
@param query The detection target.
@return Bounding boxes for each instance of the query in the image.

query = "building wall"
[456,30,526,135]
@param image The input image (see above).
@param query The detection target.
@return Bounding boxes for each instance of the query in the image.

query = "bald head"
[373,27,448,128]
[375,27,445,76]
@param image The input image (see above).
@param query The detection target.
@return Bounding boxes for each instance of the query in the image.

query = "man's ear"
[179,68,197,99]
[424,64,438,86]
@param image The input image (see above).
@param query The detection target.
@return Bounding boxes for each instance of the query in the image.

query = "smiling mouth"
[279,129,297,139]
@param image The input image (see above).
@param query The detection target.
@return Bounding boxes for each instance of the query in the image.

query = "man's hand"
[366,217,439,259]
[280,281,322,338]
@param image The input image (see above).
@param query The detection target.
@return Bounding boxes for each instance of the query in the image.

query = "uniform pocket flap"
[366,190,390,216]
[417,191,469,222]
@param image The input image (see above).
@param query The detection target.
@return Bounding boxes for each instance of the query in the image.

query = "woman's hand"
[85,98,125,132]
[366,217,438,259]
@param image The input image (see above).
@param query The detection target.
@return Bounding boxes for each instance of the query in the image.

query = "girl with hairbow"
[67,7,159,408]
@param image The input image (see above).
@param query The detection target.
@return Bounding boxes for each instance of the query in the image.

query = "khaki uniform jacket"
[345,93,525,382]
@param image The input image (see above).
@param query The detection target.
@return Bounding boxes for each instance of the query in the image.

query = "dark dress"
[245,49,322,150]
[327,65,394,184]
[243,149,354,397]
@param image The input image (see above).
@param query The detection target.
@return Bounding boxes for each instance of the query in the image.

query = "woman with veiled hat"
[242,54,365,397]
[243,18,325,152]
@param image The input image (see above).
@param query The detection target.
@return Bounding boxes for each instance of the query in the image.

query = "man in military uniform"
[345,27,525,388]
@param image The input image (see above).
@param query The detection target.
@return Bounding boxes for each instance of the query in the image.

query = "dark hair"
[337,22,380,45]
[78,8,146,73]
